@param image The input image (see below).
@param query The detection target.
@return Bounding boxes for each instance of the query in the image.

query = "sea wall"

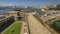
[0,16,15,33]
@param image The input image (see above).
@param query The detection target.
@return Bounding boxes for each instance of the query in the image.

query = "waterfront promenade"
[27,13,51,34]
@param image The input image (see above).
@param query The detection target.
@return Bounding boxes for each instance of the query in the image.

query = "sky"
[0,0,60,6]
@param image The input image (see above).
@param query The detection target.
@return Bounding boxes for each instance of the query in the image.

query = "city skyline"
[0,0,60,6]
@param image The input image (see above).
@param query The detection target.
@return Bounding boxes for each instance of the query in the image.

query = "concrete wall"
[0,16,15,33]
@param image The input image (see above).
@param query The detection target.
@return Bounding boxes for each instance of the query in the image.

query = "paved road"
[27,13,51,34]
[41,14,60,22]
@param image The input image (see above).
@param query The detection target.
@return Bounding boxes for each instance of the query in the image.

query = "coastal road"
[27,13,51,34]
[41,14,60,22]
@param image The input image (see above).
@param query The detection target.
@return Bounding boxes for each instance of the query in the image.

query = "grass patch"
[3,23,22,34]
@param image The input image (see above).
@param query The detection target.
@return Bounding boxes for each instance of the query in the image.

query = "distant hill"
[48,4,60,10]
[56,5,60,7]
